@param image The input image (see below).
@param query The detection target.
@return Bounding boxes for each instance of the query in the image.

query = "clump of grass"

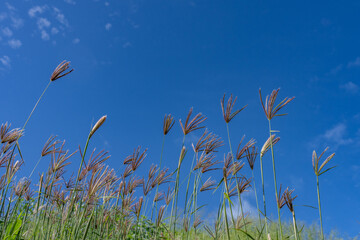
[0,63,344,240]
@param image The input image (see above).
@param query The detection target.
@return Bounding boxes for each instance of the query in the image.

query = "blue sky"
[1,0,360,237]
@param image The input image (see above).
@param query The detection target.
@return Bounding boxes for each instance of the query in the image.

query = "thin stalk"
[22,81,51,130]
[222,196,231,240]
[268,119,283,240]
[223,176,236,235]
[152,134,166,221]
[226,123,248,235]
[74,133,91,193]
[170,135,186,235]
[316,175,324,240]
[184,152,196,216]
[171,161,181,235]
[259,155,269,236]
[251,170,261,225]
[292,210,299,240]
[29,156,42,178]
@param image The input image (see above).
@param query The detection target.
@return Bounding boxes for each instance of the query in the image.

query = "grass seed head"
[90,115,107,138]
[246,145,258,170]
[163,114,175,135]
[284,188,297,212]
[312,147,336,176]
[236,136,256,160]
[200,177,217,192]
[221,93,247,123]
[50,60,74,81]
[259,88,295,120]
[260,134,280,158]
[179,107,207,135]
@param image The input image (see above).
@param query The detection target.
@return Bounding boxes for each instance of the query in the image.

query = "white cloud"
[340,81,359,94]
[37,17,51,29]
[10,16,23,29]
[5,3,16,11]
[0,56,10,68]
[226,199,257,219]
[329,64,343,75]
[324,123,353,146]
[51,27,59,34]
[105,2,109,6]
[0,13,7,21]
[105,23,112,30]
[64,0,76,4]
[2,27,13,37]
[122,42,131,48]
[72,38,80,44]
[53,7,68,26]
[8,39,22,49]
[28,6,47,18]
[41,30,50,41]
[348,57,360,68]
[310,123,353,150]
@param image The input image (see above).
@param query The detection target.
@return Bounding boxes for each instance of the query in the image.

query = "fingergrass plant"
[312,147,335,240]
[0,63,343,240]
[259,88,294,240]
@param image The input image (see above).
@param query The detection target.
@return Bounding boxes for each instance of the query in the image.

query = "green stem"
[152,134,166,221]
[22,81,51,130]
[226,123,248,236]
[292,210,299,240]
[316,175,324,240]
[251,170,261,225]
[260,155,269,236]
[222,197,231,240]
[170,135,186,235]
[268,120,283,240]
[184,152,196,216]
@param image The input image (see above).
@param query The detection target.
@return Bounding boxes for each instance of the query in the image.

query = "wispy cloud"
[312,123,353,150]
[329,64,343,75]
[105,23,112,30]
[347,57,360,68]
[122,42,132,48]
[53,7,68,27]
[72,38,80,44]
[51,27,59,35]
[8,39,22,49]
[64,0,76,5]
[2,27,12,37]
[41,30,50,41]
[28,5,47,18]
[0,56,10,68]
[37,17,51,29]
[340,81,359,94]
[5,2,15,11]
[28,5,70,41]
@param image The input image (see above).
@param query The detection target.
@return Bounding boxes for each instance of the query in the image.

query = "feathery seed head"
[221,94,247,123]
[259,88,295,120]
[50,60,74,81]
[163,114,175,135]
[284,188,297,212]
[312,147,336,176]
[236,136,256,160]
[260,134,280,158]
[179,108,206,135]
[246,146,258,170]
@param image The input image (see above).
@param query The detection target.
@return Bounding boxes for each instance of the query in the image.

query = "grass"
[0,61,350,239]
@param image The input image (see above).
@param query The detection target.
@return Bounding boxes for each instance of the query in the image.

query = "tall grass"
[0,63,344,239]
